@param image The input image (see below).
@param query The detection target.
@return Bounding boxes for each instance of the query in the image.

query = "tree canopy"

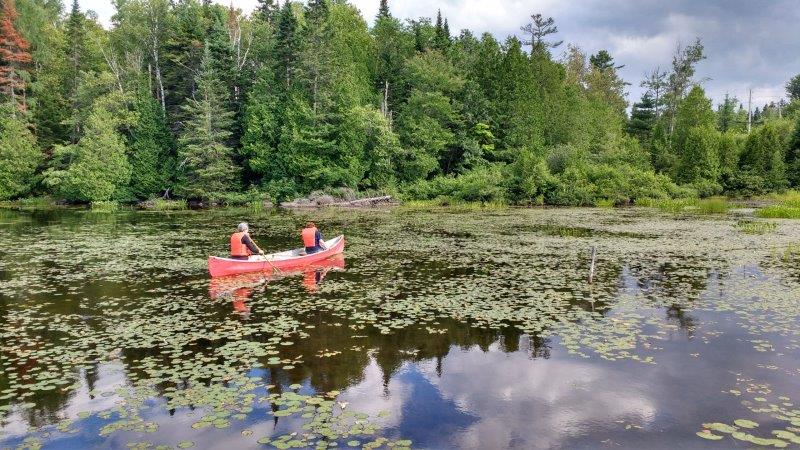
[1,0,798,205]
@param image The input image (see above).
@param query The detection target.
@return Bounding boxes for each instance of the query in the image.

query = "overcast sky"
[80,0,800,109]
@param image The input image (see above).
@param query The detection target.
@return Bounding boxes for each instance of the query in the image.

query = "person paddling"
[230,222,265,260]
[301,222,328,255]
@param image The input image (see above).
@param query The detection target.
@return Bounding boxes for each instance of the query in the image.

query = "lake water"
[1,207,799,449]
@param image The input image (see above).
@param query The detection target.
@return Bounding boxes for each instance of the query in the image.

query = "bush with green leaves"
[0,107,41,200]
[402,164,507,204]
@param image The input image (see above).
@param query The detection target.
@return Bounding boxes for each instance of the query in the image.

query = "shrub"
[0,106,42,200]
[151,199,188,211]
[757,205,800,219]
[91,201,120,212]
[736,220,777,235]
[402,164,508,204]
[694,197,729,214]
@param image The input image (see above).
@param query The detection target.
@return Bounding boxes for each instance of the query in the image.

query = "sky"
[80,0,800,109]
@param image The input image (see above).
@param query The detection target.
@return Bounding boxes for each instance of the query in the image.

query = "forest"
[1,0,800,206]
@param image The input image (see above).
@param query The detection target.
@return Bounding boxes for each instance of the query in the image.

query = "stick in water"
[588,246,597,284]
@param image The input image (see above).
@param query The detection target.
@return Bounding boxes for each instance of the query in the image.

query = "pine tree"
[176,43,239,201]
[47,95,132,202]
[377,0,390,19]
[433,10,450,51]
[626,93,657,145]
[520,14,562,53]
[256,0,279,23]
[716,94,738,132]
[0,0,32,112]
[589,50,616,71]
[65,0,86,141]
[276,1,300,88]
[129,88,175,199]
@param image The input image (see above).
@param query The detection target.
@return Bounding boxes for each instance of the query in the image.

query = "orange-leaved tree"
[0,0,32,112]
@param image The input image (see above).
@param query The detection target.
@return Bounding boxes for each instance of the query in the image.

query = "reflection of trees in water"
[0,320,72,428]
[621,258,725,337]
[275,313,552,394]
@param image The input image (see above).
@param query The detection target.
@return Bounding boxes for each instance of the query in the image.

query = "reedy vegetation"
[0,0,799,205]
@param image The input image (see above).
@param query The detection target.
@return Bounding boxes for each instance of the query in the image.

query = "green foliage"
[787,114,800,187]
[736,220,777,235]
[402,164,507,204]
[637,197,728,215]
[90,200,120,212]
[757,205,800,219]
[44,93,132,202]
[149,199,188,211]
[788,74,800,102]
[176,43,239,201]
[678,126,720,185]
[0,105,41,200]
[674,85,715,154]
[739,123,788,191]
[129,89,174,199]
[6,2,800,207]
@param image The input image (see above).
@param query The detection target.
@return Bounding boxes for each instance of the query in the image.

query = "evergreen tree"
[241,64,281,182]
[0,103,40,199]
[65,0,86,140]
[275,1,301,88]
[307,0,329,24]
[716,94,738,132]
[494,37,543,156]
[433,10,449,51]
[520,13,562,53]
[377,0,390,19]
[129,88,175,199]
[589,50,617,71]
[0,0,32,112]
[373,8,412,121]
[46,94,132,202]
[627,93,657,145]
[256,0,279,23]
[176,43,239,200]
[678,126,719,185]
[717,131,741,185]
[740,123,788,190]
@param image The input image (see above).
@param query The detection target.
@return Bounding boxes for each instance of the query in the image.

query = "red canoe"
[208,236,346,278]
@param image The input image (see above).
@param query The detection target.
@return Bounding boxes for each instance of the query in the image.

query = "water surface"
[1,207,799,449]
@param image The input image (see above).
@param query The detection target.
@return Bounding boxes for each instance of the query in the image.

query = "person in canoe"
[230,222,265,260]
[302,222,328,255]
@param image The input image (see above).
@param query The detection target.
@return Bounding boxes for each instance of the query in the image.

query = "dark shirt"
[305,230,324,253]
[242,234,260,254]
[231,234,261,260]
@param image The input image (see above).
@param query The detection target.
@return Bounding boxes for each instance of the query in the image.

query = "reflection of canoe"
[208,236,346,278]
[208,256,346,298]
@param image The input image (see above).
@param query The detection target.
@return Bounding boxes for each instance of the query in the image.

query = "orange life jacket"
[302,227,318,248]
[230,232,251,257]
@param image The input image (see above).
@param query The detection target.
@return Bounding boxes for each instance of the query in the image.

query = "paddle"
[255,247,283,275]
[262,255,283,275]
